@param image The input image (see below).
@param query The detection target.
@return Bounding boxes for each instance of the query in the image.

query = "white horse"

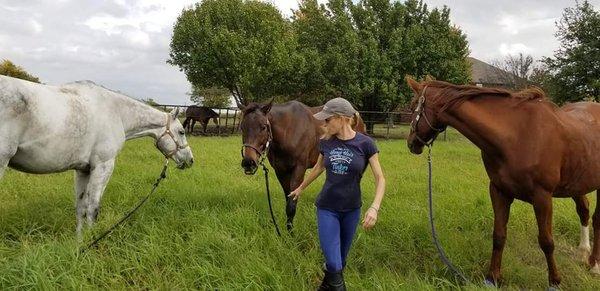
[0,75,194,239]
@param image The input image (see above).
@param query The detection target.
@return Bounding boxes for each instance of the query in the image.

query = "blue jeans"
[317,207,361,272]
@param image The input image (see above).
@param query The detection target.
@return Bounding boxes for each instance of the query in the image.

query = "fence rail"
[151,104,440,140]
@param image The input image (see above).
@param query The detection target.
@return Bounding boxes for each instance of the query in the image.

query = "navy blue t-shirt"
[315,132,379,211]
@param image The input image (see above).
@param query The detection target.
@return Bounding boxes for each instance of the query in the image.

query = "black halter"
[240,120,273,174]
[410,86,446,146]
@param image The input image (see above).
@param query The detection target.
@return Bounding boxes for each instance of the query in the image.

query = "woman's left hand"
[362,207,378,230]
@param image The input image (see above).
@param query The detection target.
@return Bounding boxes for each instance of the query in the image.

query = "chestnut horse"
[238,100,366,230]
[405,77,600,287]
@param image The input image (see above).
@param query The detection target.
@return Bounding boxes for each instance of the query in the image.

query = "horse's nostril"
[190,158,194,165]
[241,158,256,169]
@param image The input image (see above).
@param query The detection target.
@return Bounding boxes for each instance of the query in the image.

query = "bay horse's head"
[238,99,273,175]
[406,77,447,154]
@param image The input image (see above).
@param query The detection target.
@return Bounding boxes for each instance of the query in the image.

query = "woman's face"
[324,115,343,135]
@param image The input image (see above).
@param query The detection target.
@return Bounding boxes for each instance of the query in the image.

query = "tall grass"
[0,133,598,290]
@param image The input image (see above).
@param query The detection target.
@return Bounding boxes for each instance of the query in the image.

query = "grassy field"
[0,132,598,290]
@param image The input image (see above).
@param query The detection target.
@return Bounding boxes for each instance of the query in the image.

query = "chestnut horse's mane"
[419,80,547,112]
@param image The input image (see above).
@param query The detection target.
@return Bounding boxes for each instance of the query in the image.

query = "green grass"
[0,134,598,290]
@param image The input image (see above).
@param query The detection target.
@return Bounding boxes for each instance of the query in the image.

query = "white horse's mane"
[64,80,136,100]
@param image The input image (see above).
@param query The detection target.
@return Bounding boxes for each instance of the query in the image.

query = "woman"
[289,97,386,291]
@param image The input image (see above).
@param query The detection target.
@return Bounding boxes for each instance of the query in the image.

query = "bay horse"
[238,100,366,230]
[0,76,194,239]
[182,105,220,134]
[405,76,600,287]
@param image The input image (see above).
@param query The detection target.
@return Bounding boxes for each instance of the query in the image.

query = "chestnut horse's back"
[561,102,600,128]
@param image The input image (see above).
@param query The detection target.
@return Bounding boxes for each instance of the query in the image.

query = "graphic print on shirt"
[329,147,354,175]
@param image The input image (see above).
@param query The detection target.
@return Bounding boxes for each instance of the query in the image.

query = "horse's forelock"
[242,103,263,114]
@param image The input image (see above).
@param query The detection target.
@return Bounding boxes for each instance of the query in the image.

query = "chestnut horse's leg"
[485,183,514,286]
[590,190,600,274]
[573,195,591,262]
[532,191,561,287]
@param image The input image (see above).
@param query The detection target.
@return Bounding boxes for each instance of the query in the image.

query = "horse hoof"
[591,263,600,275]
[286,222,293,232]
[483,278,497,288]
[577,245,591,263]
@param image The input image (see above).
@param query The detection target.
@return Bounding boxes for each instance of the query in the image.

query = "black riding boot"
[318,269,331,291]
[318,269,346,291]
[326,271,346,291]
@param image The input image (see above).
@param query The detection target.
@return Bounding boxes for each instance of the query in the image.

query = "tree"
[0,59,40,83]
[141,98,160,106]
[543,0,600,104]
[293,0,470,132]
[168,0,299,105]
[169,0,471,127]
[189,85,232,108]
[293,0,470,110]
[491,53,535,90]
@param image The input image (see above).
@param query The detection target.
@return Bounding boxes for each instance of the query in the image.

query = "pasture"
[0,132,598,290]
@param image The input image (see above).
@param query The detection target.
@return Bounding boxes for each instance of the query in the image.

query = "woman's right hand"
[288,186,303,201]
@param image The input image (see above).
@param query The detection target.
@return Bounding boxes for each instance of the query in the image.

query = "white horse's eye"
[179,130,185,135]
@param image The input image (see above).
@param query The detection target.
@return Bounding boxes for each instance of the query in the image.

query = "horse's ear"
[170,107,181,120]
[405,75,423,94]
[260,98,273,114]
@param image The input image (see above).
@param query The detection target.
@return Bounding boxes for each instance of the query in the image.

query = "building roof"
[468,57,511,86]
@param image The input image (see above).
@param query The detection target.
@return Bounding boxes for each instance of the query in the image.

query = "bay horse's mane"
[421,80,547,112]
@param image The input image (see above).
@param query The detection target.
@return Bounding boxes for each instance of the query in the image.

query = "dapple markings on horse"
[0,76,194,240]
[405,77,600,287]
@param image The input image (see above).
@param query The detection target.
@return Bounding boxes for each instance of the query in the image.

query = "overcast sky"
[1,0,598,104]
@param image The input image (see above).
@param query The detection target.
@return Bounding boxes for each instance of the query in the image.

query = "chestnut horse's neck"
[437,94,550,156]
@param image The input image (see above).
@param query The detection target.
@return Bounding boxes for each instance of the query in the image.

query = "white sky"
[1,0,598,104]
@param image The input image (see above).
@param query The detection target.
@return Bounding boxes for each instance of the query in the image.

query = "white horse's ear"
[170,107,181,119]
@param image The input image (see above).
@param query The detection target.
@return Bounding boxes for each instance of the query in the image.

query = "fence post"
[231,109,238,134]
[386,112,391,139]
[223,109,230,136]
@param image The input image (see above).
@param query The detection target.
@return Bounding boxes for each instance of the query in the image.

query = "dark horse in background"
[238,100,366,230]
[405,77,600,288]
[182,105,220,134]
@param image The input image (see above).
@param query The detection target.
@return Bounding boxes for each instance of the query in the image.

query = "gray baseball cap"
[313,97,357,120]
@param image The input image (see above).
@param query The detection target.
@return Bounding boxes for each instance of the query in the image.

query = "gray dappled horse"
[0,76,194,239]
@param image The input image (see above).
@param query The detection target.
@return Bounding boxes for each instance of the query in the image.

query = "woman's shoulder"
[354,132,378,155]
[355,132,375,144]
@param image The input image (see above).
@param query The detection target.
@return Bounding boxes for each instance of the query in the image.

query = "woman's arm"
[362,153,385,230]
[288,154,325,201]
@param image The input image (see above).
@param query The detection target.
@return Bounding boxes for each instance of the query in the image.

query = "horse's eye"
[261,125,267,131]
[179,130,185,135]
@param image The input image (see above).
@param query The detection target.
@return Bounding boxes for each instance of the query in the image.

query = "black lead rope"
[261,163,281,237]
[80,160,169,253]
[427,146,470,284]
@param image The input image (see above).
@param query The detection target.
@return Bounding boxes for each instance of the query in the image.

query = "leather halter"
[156,114,189,159]
[410,86,446,146]
[241,119,273,174]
